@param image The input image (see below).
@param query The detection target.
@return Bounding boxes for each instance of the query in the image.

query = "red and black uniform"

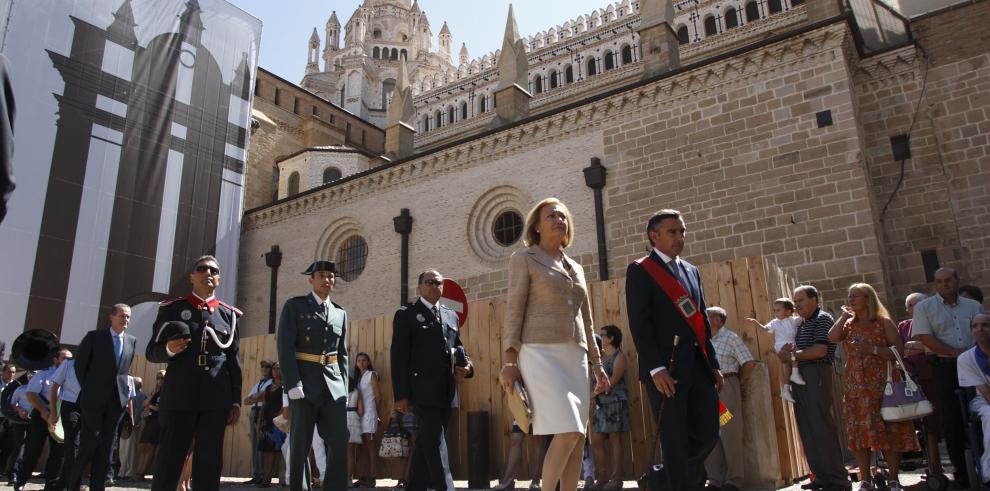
[146,293,241,491]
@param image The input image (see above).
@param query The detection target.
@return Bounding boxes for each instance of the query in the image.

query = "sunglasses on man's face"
[423,279,443,287]
[195,265,220,275]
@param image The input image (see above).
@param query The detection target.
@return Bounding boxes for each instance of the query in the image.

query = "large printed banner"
[0,0,261,350]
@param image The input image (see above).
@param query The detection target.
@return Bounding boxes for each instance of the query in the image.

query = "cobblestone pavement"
[7,468,943,491]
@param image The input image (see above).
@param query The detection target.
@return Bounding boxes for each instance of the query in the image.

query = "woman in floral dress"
[829,283,919,491]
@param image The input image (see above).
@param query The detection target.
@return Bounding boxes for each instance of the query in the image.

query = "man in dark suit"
[0,54,15,224]
[68,303,137,491]
[146,255,242,491]
[277,260,348,491]
[391,270,474,491]
[626,209,722,491]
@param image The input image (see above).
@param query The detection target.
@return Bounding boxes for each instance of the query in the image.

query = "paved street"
[7,467,943,491]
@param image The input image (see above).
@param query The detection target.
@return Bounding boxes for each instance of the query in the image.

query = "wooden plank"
[715,261,738,331]
[729,258,761,360]
[699,263,720,309]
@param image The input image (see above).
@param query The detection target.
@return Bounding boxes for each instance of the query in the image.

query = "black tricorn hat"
[159,321,192,341]
[302,261,336,275]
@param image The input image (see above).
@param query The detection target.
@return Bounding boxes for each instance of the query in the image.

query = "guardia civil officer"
[146,255,242,491]
[277,260,349,491]
[391,270,474,491]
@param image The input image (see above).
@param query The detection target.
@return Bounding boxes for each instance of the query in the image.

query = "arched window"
[549,70,559,89]
[447,106,455,123]
[604,51,615,70]
[373,29,382,39]
[677,25,690,44]
[533,75,543,94]
[435,110,442,128]
[704,15,718,36]
[391,48,398,60]
[373,47,380,59]
[725,8,739,29]
[461,102,468,120]
[621,45,633,64]
[745,1,761,22]
[587,58,597,76]
[565,65,574,83]
[287,172,300,197]
[336,235,368,282]
[479,96,488,113]
[422,114,430,132]
[400,49,408,60]
[322,167,342,184]
[768,0,783,14]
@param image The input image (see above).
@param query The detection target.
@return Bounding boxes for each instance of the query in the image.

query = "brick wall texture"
[236,2,990,336]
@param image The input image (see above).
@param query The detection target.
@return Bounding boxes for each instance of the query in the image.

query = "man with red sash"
[626,209,722,491]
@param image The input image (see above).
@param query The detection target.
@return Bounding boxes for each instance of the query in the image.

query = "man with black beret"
[277,260,349,491]
[145,255,242,491]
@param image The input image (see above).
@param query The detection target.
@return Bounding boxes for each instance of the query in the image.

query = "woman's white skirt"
[519,341,590,435]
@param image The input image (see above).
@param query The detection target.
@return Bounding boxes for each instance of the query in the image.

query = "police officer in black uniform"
[277,260,348,491]
[146,255,242,491]
[391,270,474,491]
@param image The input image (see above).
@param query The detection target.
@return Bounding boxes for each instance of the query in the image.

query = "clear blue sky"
[229,0,625,83]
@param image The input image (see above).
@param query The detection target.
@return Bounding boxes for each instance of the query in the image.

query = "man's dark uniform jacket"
[391,300,474,409]
[147,294,242,410]
[276,293,349,404]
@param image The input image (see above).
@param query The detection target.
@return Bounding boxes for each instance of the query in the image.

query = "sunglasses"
[423,279,443,287]
[195,265,220,275]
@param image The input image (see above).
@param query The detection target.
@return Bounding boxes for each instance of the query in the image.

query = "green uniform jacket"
[276,293,348,404]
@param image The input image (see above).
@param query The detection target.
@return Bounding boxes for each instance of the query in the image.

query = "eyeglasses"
[195,265,220,275]
[423,279,443,287]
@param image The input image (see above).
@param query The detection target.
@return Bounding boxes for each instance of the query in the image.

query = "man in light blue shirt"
[913,267,984,488]
[13,349,70,491]
[50,355,82,490]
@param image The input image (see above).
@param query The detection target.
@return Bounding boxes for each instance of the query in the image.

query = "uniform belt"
[295,352,337,365]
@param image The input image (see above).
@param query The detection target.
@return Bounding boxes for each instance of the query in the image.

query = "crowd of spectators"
[0,270,986,491]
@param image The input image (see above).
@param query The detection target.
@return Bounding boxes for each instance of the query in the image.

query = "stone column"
[637,0,681,78]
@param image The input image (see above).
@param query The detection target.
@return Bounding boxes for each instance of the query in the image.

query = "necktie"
[669,260,686,287]
[113,334,122,366]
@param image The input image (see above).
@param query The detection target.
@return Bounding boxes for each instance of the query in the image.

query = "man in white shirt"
[955,313,990,486]
[913,267,983,488]
[704,307,755,491]
[48,354,82,490]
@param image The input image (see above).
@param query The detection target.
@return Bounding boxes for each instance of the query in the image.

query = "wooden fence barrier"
[128,256,810,484]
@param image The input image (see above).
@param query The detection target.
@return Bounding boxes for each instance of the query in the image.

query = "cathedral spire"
[307,28,321,75]
[490,4,531,128]
[459,43,469,65]
[496,4,527,91]
[438,21,452,61]
[385,61,415,159]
